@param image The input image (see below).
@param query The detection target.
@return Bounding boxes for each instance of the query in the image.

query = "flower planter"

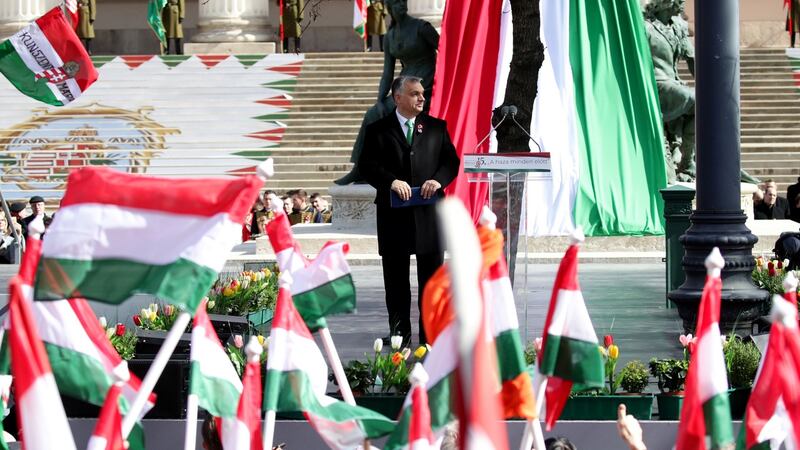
[134,328,192,356]
[656,392,684,420]
[246,308,274,335]
[560,395,653,420]
[728,387,751,420]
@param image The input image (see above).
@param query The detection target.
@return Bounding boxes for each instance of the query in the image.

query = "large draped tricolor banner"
[525,0,668,236]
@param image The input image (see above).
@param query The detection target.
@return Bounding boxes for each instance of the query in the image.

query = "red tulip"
[687,341,696,355]
[777,260,784,269]
[768,261,776,276]
[115,323,126,336]
[132,315,142,326]
[603,335,614,348]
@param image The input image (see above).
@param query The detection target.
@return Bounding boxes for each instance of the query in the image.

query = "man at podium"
[359,75,460,347]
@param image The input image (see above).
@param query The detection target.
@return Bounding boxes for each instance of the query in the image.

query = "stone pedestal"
[329,184,377,231]
[193,0,272,44]
[0,0,57,40]
[409,0,445,29]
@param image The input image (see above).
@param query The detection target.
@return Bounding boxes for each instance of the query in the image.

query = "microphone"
[475,106,511,150]
[507,105,543,152]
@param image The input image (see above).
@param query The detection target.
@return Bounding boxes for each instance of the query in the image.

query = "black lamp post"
[667,0,769,332]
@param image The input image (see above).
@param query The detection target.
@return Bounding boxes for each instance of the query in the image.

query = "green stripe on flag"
[34,257,215,313]
[292,274,356,332]
[46,343,114,407]
[147,0,168,46]
[0,40,62,106]
[540,334,604,389]
[384,376,455,450]
[495,330,527,382]
[264,369,395,439]
[703,391,734,448]
[569,0,668,236]
[189,361,240,418]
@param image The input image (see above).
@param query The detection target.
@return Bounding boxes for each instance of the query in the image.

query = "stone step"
[267,148,353,156]
[269,155,349,164]
[742,160,800,169]
[279,131,358,140]
[272,162,353,172]
[278,139,356,146]
[279,118,363,127]
[740,113,800,121]
[290,90,378,98]
[290,104,373,112]
[740,121,800,128]
[297,76,383,85]
[742,136,800,144]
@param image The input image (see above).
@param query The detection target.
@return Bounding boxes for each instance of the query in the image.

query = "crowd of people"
[753,177,800,222]
[242,189,333,242]
[1,196,52,264]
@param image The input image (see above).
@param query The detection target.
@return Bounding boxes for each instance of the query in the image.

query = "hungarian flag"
[8,277,77,450]
[64,0,79,30]
[525,0,667,236]
[0,375,10,450]
[537,231,604,430]
[229,338,264,450]
[147,0,168,47]
[266,209,356,331]
[0,7,98,106]
[676,248,734,450]
[87,385,125,450]
[190,302,244,449]
[407,364,436,450]
[353,0,368,39]
[33,167,263,313]
[0,234,154,450]
[264,287,395,449]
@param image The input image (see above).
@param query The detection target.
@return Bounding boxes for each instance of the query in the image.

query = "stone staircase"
[277,48,800,197]
[679,48,800,194]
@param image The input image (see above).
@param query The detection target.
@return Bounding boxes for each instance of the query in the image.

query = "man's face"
[283,198,293,214]
[311,198,321,211]
[31,201,45,215]
[764,188,778,206]
[263,194,272,209]
[291,195,304,210]
[394,80,425,118]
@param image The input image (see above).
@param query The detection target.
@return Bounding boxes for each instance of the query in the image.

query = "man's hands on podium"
[391,180,412,201]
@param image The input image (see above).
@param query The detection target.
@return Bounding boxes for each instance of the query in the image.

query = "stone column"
[0,0,58,40]
[408,0,445,29]
[192,0,271,43]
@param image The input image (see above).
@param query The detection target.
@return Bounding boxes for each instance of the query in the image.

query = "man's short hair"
[310,192,321,201]
[292,190,308,201]
[391,75,423,98]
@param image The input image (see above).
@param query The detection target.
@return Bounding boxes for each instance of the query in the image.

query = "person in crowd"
[249,197,265,235]
[288,190,314,225]
[367,0,387,52]
[200,417,222,450]
[310,193,332,223]
[21,196,49,239]
[279,0,304,53]
[754,185,791,220]
[787,0,800,48]
[0,215,21,264]
[787,176,800,217]
[242,210,253,242]
[617,404,647,450]
[545,437,577,450]
[791,193,800,223]
[8,202,26,229]
[359,75,460,347]
[255,214,269,237]
[77,0,96,54]
[162,0,185,55]
[281,196,293,216]
[752,188,764,208]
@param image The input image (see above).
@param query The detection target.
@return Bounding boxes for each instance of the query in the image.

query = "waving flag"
[8,277,77,450]
[229,338,264,450]
[265,208,356,331]
[87,385,126,450]
[33,167,263,313]
[353,0,368,39]
[407,364,436,450]
[0,7,98,106]
[190,302,244,449]
[537,229,604,430]
[264,287,394,449]
[147,0,168,47]
[676,248,734,450]
[64,0,79,29]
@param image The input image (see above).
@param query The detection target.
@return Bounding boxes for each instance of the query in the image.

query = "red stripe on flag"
[90,385,125,450]
[271,287,314,339]
[266,213,297,254]
[429,0,503,222]
[237,354,265,450]
[256,97,293,108]
[34,8,98,92]
[59,167,263,220]
[9,277,54,397]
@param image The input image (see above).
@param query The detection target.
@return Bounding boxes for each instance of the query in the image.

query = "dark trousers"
[382,252,443,346]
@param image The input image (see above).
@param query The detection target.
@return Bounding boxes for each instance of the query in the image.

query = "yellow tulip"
[414,346,427,358]
[257,335,265,345]
[251,274,258,282]
[608,344,619,359]
[223,287,234,297]
[263,268,272,278]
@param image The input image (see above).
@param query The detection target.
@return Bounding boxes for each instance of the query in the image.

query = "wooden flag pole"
[121,311,192,437]
[183,394,199,450]
[519,373,548,450]
[319,327,356,405]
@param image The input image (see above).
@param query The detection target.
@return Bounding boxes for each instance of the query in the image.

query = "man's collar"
[396,109,418,124]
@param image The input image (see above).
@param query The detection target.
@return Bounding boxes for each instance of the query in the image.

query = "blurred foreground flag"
[0,7,98,106]
[33,167,263,314]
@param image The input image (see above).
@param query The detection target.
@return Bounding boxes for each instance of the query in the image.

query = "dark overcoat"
[359,111,460,256]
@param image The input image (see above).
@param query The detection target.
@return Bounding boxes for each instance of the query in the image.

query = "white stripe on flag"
[32,301,109,367]
[221,419,251,450]
[43,204,240,271]
[546,289,599,343]
[20,374,77,450]
[275,247,307,274]
[289,242,350,293]
[266,327,327,393]
[190,325,243,390]
[486,277,519,334]
[86,436,108,450]
[696,323,729,402]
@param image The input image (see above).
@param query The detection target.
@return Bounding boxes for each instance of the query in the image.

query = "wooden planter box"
[560,395,653,420]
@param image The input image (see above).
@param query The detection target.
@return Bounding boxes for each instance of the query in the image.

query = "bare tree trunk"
[491,0,544,284]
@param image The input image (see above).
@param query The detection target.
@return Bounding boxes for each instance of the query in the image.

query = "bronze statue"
[335,0,439,185]
[645,0,759,184]
[644,0,695,183]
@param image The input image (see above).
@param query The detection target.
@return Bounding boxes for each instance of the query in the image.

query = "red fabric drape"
[429,0,504,223]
